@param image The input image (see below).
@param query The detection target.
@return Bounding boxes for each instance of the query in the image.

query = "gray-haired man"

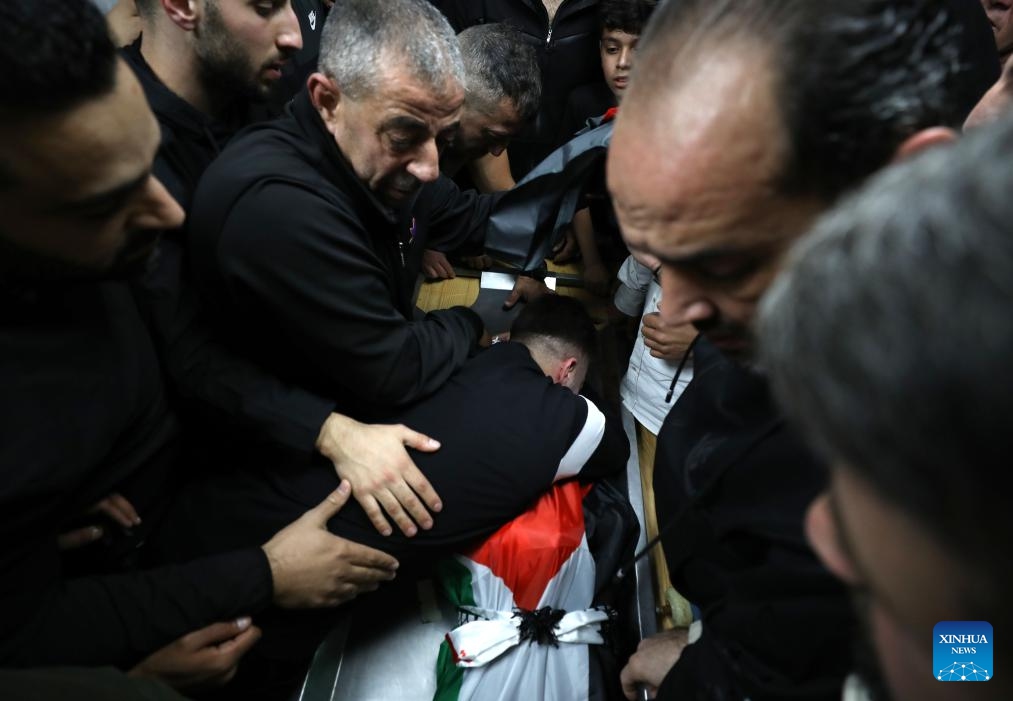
[188,0,545,422]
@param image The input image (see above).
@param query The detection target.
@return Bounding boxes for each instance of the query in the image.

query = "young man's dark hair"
[510,294,597,361]
[759,110,1013,701]
[640,0,999,201]
[598,0,656,35]
[459,23,541,125]
[0,0,117,119]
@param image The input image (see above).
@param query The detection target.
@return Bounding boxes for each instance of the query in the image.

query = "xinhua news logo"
[934,621,993,682]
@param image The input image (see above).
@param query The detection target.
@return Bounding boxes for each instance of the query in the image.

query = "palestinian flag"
[434,481,610,701]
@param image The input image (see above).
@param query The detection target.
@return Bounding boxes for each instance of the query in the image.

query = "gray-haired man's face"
[326,67,464,207]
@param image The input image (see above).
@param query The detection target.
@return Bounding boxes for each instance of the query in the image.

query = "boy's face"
[600,28,639,102]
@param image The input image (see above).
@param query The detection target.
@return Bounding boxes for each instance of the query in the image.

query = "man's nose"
[277,5,304,53]
[406,139,441,183]
[658,267,718,327]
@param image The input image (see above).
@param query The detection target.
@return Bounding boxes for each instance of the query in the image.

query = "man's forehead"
[2,61,158,201]
[469,98,523,134]
[608,46,794,250]
[373,59,464,111]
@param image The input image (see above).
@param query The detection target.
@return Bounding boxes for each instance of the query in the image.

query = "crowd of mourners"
[1,0,1012,700]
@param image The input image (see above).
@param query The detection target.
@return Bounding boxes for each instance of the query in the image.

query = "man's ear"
[161,0,198,31]
[308,73,341,133]
[891,126,958,162]
[805,492,860,585]
[555,357,578,386]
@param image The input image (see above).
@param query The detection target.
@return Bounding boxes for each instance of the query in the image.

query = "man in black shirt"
[126,0,446,538]
[189,0,546,422]
[436,0,602,180]
[161,295,629,568]
[0,0,397,690]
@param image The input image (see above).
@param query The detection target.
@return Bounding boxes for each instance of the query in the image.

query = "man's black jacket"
[435,0,602,179]
[122,37,335,454]
[158,342,629,568]
[189,92,496,419]
[0,281,272,668]
[653,340,856,700]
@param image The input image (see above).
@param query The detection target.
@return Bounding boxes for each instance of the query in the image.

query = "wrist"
[315,412,355,461]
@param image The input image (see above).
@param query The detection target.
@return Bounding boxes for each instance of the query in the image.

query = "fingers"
[57,525,104,550]
[214,624,262,659]
[437,257,456,279]
[357,493,394,537]
[422,251,455,279]
[340,563,400,589]
[620,662,639,701]
[305,481,352,526]
[405,469,442,514]
[343,540,399,572]
[390,479,434,531]
[502,288,522,309]
[204,624,262,687]
[398,425,441,453]
[184,617,254,649]
[96,493,141,528]
[373,488,416,537]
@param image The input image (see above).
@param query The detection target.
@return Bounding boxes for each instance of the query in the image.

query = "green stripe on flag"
[434,640,464,701]
[436,556,478,607]
[433,557,477,701]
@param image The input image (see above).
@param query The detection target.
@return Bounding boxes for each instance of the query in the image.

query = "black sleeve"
[0,537,273,668]
[425,175,501,254]
[656,558,852,701]
[220,181,483,408]
[131,233,335,455]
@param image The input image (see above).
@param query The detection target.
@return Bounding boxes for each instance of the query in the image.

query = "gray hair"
[459,24,541,122]
[319,0,465,99]
[759,113,1013,601]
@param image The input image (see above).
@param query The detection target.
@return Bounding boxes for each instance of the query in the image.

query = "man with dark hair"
[127,0,302,207]
[606,0,997,698]
[422,22,542,279]
[0,0,397,688]
[165,294,626,570]
[759,113,1013,701]
[442,23,542,180]
[188,0,546,424]
[435,0,603,181]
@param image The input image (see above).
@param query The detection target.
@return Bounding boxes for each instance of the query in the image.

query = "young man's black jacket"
[435,0,602,179]
[188,91,498,420]
[122,37,243,212]
[653,339,857,700]
[122,37,336,455]
[157,342,629,569]
[0,281,272,668]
